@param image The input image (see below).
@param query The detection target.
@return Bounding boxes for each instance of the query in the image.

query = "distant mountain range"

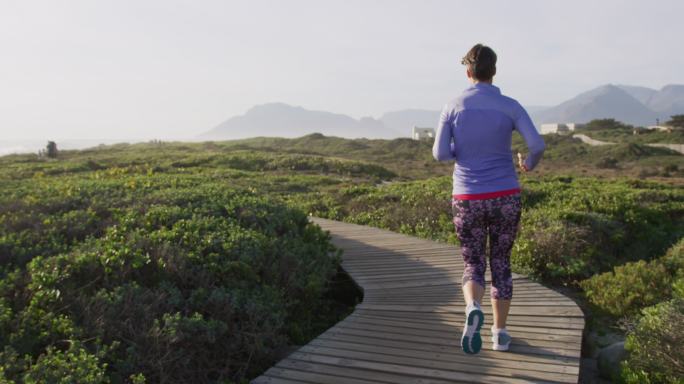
[199,103,400,140]
[199,84,684,139]
[534,84,684,126]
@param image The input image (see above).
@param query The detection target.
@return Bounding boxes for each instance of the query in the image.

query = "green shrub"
[512,214,595,280]
[673,277,684,299]
[581,239,684,317]
[23,341,109,384]
[581,118,633,131]
[340,178,458,244]
[621,298,684,383]
[580,259,672,317]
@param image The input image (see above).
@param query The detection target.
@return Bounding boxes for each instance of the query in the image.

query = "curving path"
[571,134,614,146]
[572,134,684,154]
[252,217,585,384]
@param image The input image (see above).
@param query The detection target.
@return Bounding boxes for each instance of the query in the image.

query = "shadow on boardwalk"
[252,217,584,384]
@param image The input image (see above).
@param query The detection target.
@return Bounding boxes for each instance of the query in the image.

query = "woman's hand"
[517,152,529,172]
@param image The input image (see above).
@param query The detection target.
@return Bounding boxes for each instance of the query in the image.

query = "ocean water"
[0,139,141,157]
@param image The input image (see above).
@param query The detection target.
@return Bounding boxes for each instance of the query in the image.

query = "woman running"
[432,43,545,354]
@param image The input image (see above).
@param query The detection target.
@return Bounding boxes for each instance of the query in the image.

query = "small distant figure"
[46,141,58,158]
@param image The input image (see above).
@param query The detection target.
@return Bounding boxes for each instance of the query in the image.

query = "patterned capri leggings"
[451,194,522,300]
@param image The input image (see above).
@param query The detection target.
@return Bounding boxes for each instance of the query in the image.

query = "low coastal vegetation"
[578,116,684,144]
[0,126,682,382]
[0,162,357,383]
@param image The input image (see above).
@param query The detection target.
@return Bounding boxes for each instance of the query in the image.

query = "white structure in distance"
[645,125,678,133]
[540,123,582,135]
[412,126,435,140]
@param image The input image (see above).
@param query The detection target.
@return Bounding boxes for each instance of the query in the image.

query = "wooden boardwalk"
[252,217,585,384]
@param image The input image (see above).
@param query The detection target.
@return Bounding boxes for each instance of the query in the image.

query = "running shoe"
[491,326,512,351]
[461,302,484,354]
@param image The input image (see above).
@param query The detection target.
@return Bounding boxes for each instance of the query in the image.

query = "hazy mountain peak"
[246,102,309,115]
[615,84,657,105]
[359,116,379,123]
[660,84,684,92]
[575,84,629,99]
[648,84,684,116]
[534,83,658,126]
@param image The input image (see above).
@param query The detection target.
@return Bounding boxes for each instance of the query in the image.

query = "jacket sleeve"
[513,102,545,170]
[432,103,456,161]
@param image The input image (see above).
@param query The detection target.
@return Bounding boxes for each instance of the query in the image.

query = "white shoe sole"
[492,343,510,351]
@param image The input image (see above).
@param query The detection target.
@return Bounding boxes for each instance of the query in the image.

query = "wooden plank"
[323,323,582,357]
[306,339,580,375]
[357,303,584,317]
[342,257,460,265]
[361,290,570,300]
[294,345,578,383]
[350,270,465,282]
[363,292,568,300]
[285,352,557,384]
[343,258,463,268]
[342,314,583,338]
[360,280,555,288]
[252,374,312,384]
[260,366,387,384]
[363,299,580,307]
[275,358,471,384]
[317,330,580,361]
[353,309,585,329]
[349,314,583,337]
[315,331,580,366]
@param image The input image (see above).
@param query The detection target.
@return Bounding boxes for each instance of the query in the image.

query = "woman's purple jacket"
[432,82,545,195]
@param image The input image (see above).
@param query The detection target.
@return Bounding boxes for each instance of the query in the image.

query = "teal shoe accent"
[461,307,484,354]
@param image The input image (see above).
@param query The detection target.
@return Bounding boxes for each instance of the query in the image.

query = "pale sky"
[1,0,683,140]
